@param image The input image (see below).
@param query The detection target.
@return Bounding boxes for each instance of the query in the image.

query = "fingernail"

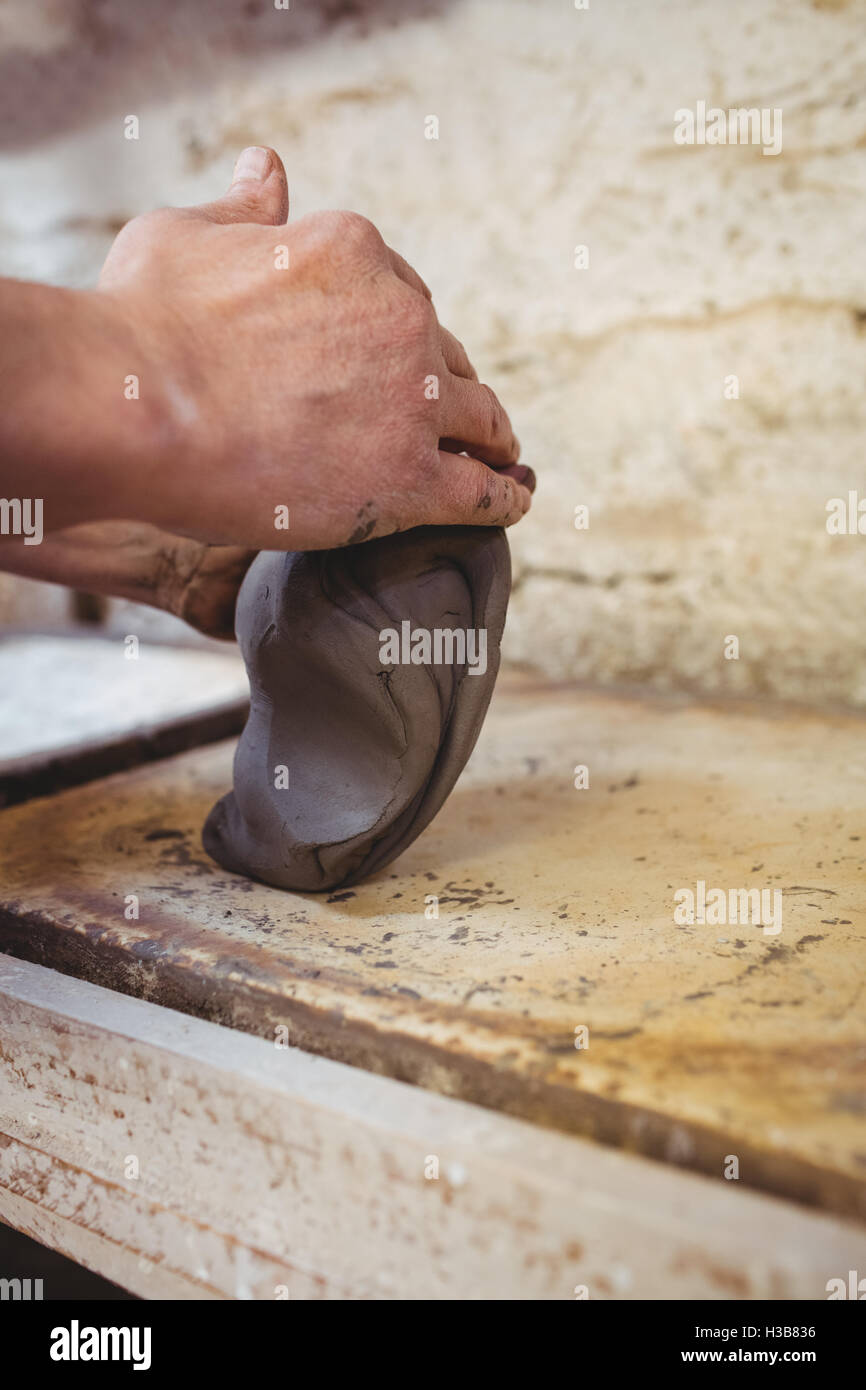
[233,146,272,182]
[515,464,536,494]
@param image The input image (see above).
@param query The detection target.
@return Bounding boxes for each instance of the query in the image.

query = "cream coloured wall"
[1,0,863,703]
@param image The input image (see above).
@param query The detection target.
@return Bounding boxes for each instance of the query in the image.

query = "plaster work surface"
[0,636,246,766]
[1,671,864,1220]
[0,0,864,703]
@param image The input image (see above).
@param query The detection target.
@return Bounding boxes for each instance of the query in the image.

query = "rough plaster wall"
[0,0,864,703]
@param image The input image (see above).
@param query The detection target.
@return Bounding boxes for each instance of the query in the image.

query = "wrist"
[82,286,189,527]
[0,278,183,533]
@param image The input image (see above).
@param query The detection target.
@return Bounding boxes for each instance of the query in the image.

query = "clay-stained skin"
[202,526,510,891]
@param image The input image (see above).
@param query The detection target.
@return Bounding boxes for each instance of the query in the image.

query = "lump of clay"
[202,525,510,892]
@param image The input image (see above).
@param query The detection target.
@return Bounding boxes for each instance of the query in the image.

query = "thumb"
[195,146,289,226]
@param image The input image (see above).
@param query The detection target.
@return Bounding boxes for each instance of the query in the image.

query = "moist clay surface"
[202,525,510,891]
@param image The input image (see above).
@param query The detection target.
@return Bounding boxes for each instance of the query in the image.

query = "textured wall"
[1,0,864,703]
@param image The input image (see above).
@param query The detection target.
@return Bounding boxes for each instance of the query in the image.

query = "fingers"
[191,146,290,227]
[381,244,531,521]
[438,375,520,467]
[437,445,537,493]
[489,461,537,493]
[385,245,479,382]
[173,543,256,640]
[416,449,533,529]
[439,326,478,381]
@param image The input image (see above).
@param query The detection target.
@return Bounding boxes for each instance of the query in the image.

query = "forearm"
[0,521,252,640]
[0,521,180,607]
[0,278,168,533]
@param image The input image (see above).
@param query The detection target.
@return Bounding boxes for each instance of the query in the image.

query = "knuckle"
[402,435,432,481]
[112,207,172,247]
[466,463,497,515]
[100,208,182,279]
[481,382,506,438]
[290,210,383,274]
[374,277,434,349]
[457,339,478,379]
[396,285,433,336]
[400,433,434,485]
[410,267,433,300]
[501,476,521,521]
[330,209,383,253]
[222,191,262,221]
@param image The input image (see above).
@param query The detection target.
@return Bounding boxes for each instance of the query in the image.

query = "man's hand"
[0,521,253,641]
[86,145,532,550]
[0,145,533,628]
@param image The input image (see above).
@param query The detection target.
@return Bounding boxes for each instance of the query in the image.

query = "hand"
[95,146,534,550]
[0,521,254,641]
[166,536,255,639]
